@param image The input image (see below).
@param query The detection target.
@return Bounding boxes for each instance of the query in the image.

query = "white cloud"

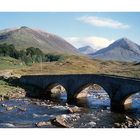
[65,36,114,50]
[77,16,130,29]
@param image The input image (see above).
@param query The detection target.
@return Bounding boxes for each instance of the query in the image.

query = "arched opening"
[75,83,110,109]
[44,83,67,103]
[122,91,140,111]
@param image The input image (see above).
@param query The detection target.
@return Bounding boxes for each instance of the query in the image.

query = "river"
[0,91,139,128]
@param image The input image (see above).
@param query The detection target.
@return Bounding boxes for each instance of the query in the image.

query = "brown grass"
[10,55,140,78]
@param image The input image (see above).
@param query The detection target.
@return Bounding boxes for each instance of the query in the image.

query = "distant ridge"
[0,26,79,54]
[90,38,140,62]
[78,45,96,55]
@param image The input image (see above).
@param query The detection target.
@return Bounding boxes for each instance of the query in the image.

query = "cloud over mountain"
[65,36,114,50]
[77,16,130,29]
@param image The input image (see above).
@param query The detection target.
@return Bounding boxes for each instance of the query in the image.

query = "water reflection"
[58,92,67,103]
[131,93,140,109]
[122,93,140,111]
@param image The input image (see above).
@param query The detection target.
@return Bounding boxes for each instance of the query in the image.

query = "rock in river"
[114,123,121,128]
[67,106,81,113]
[0,123,15,128]
[88,121,97,127]
[51,115,71,128]
[6,106,16,111]
[36,121,52,127]
[18,107,26,112]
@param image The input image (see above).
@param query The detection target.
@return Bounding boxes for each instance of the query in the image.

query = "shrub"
[0,43,65,65]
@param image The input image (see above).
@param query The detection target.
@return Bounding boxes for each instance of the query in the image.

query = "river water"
[0,91,139,128]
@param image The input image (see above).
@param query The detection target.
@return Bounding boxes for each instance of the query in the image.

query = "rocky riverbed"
[0,95,139,128]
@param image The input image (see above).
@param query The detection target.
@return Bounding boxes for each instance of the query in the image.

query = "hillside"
[1,55,138,79]
[0,26,79,54]
[90,38,140,62]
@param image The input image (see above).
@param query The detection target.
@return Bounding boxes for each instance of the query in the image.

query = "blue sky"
[0,12,140,49]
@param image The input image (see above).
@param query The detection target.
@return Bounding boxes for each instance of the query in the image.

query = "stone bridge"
[19,74,140,112]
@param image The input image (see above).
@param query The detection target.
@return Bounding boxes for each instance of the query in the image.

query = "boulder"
[51,115,70,128]
[135,120,140,125]
[88,121,97,127]
[36,121,51,127]
[1,103,7,107]
[67,106,81,113]
[125,116,133,121]
[18,107,26,112]
[114,123,121,128]
[6,106,16,111]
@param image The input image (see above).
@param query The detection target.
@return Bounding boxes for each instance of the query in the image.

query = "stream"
[0,91,140,128]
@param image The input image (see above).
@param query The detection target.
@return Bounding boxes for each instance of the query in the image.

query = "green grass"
[0,56,24,70]
[0,79,8,85]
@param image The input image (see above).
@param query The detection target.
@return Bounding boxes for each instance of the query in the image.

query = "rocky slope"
[0,26,79,54]
[90,38,140,62]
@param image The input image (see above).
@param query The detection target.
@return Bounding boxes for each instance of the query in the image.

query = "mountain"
[78,46,96,55]
[90,38,140,62]
[0,26,79,54]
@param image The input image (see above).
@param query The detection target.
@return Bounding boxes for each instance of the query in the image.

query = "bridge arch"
[74,83,111,108]
[121,90,140,110]
[43,83,67,102]
[74,83,111,98]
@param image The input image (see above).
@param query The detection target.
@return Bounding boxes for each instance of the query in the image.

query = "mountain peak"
[20,26,29,29]
[120,37,129,41]
[80,45,92,49]
[91,37,140,62]
[115,37,130,43]
[78,45,96,55]
[0,26,78,54]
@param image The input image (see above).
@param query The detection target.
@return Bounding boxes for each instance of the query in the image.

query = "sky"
[0,12,140,50]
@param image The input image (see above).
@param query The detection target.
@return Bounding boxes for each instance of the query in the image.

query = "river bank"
[0,75,26,101]
[0,73,44,102]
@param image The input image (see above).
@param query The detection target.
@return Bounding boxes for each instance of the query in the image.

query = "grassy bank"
[0,57,25,70]
[0,79,26,101]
